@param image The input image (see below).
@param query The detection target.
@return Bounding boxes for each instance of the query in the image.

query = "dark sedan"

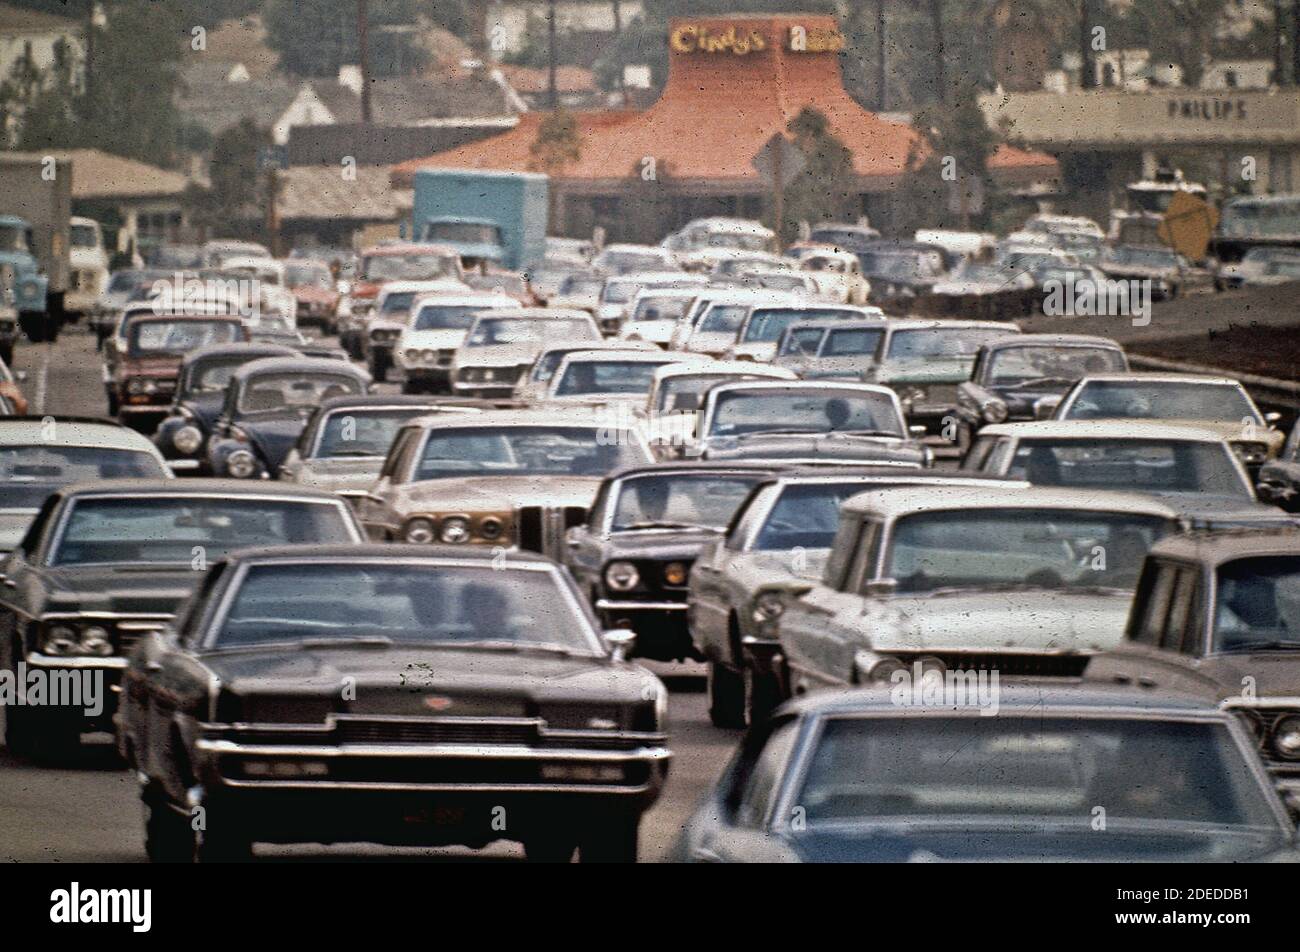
[0,481,362,760]
[154,342,300,473]
[119,545,670,862]
[205,356,371,479]
[674,685,1300,862]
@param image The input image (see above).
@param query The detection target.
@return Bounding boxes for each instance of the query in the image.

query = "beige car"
[354,409,654,559]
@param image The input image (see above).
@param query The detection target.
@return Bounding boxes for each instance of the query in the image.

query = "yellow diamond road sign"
[1158,191,1219,261]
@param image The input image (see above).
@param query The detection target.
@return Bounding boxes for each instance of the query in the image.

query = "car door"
[0,494,60,658]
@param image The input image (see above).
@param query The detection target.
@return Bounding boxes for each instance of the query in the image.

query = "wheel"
[707,659,746,729]
[523,831,577,863]
[577,811,638,863]
[743,664,782,727]
[370,356,388,383]
[3,642,35,757]
[143,795,193,863]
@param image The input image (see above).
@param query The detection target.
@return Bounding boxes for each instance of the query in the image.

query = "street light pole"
[358,0,372,124]
[548,0,558,110]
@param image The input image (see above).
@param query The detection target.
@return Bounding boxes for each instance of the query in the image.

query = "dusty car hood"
[726,550,830,588]
[456,343,547,368]
[203,645,650,713]
[43,564,200,615]
[600,526,724,560]
[395,474,604,512]
[874,359,973,385]
[0,509,37,553]
[1198,653,1300,698]
[295,456,385,493]
[862,590,1132,653]
[400,329,468,350]
[702,432,925,466]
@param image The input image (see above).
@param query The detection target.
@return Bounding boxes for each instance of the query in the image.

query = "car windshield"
[986,346,1126,385]
[51,497,355,566]
[411,304,490,331]
[187,356,262,394]
[559,275,603,296]
[886,328,1003,362]
[632,297,691,321]
[0,225,30,252]
[611,474,761,530]
[554,360,671,396]
[129,320,242,356]
[1214,556,1300,652]
[778,328,827,356]
[413,426,644,480]
[698,304,749,334]
[601,280,641,304]
[70,224,98,248]
[1064,381,1261,423]
[467,318,593,346]
[378,292,419,315]
[742,309,858,343]
[753,482,874,551]
[1007,439,1250,497]
[285,265,332,288]
[237,373,362,414]
[822,327,884,357]
[212,563,597,652]
[709,389,902,437]
[794,717,1280,843]
[887,508,1177,593]
[107,271,148,293]
[314,409,427,458]
[362,254,457,282]
[657,374,751,412]
[0,446,163,508]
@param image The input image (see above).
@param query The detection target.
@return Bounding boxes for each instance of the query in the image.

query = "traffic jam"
[1,7,1300,878]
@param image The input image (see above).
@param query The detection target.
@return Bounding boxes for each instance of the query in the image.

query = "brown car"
[285,259,340,333]
[111,312,246,429]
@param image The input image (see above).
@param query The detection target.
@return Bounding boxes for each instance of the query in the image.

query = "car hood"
[1198,652,1300,697]
[236,416,312,472]
[202,645,648,713]
[600,526,725,559]
[178,393,225,428]
[400,329,468,350]
[863,590,1131,652]
[395,474,604,511]
[0,508,38,553]
[725,549,830,587]
[294,456,385,493]
[702,432,924,465]
[456,343,546,367]
[729,342,778,362]
[874,359,973,385]
[42,564,200,615]
[686,331,737,354]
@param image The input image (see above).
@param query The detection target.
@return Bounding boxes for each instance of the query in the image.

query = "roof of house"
[394,14,1058,189]
[276,164,410,222]
[178,62,301,136]
[498,63,597,95]
[0,148,190,200]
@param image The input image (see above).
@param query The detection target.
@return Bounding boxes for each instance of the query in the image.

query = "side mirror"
[604,628,636,662]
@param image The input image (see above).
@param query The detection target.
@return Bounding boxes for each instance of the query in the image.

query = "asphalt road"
[0,326,739,862]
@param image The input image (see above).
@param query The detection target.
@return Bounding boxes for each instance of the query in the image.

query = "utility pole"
[83,0,95,104]
[929,0,946,104]
[548,0,558,110]
[358,0,372,124]
[876,0,887,111]
[1292,0,1300,87]
[1079,0,1096,89]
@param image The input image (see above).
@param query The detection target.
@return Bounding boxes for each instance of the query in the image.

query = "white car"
[727,303,884,363]
[515,338,659,404]
[619,287,704,346]
[798,248,871,304]
[542,349,714,409]
[67,216,110,315]
[594,271,707,336]
[590,243,679,275]
[644,361,798,456]
[395,291,519,394]
[452,308,601,398]
[673,289,803,356]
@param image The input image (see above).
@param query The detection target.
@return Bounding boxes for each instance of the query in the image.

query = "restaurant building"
[393,13,1059,242]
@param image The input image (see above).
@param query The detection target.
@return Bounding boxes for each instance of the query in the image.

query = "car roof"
[410,291,519,309]
[840,484,1183,519]
[1147,527,1300,565]
[405,408,642,430]
[59,479,344,500]
[472,307,594,320]
[377,280,468,294]
[607,461,781,481]
[314,394,484,414]
[885,318,1020,332]
[706,380,895,398]
[983,333,1123,350]
[1071,372,1242,386]
[979,420,1230,443]
[780,683,1225,718]
[231,355,372,381]
[0,417,162,451]
[560,349,699,365]
[653,361,796,381]
[780,319,886,333]
[223,543,558,566]
[179,342,300,367]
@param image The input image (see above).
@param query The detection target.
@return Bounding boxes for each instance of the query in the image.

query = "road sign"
[257,145,289,172]
[1159,190,1219,261]
[752,133,806,188]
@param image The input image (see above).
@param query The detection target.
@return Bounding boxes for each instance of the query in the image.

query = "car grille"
[516,505,587,558]
[894,651,1090,678]
[335,716,539,746]
[627,558,694,598]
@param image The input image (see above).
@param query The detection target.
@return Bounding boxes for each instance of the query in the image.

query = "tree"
[528,110,582,225]
[897,84,1001,233]
[1127,0,1232,87]
[184,118,272,241]
[780,107,860,244]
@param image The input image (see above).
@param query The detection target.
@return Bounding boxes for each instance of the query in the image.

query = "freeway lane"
[0,327,738,862]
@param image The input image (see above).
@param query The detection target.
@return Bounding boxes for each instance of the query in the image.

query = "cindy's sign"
[670,24,768,55]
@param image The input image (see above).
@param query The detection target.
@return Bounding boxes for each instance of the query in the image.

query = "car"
[90,268,168,348]
[202,239,272,269]
[451,308,601,398]
[804,222,882,253]
[1098,244,1188,300]
[954,334,1128,441]
[857,242,952,312]
[541,349,712,409]
[797,247,871,304]
[727,303,882,363]
[564,463,775,661]
[109,312,248,428]
[965,420,1297,530]
[545,271,605,314]
[776,486,1182,700]
[0,416,171,553]
[0,481,362,760]
[590,243,679,276]
[118,544,669,862]
[670,289,801,356]
[153,343,300,473]
[337,243,465,355]
[354,409,654,560]
[278,394,483,503]
[771,319,887,380]
[1259,420,1300,512]
[205,357,371,480]
[1244,256,1300,286]
[593,271,706,335]
[363,279,470,382]
[619,287,705,345]
[673,685,1299,862]
[864,319,1022,458]
[1087,529,1300,812]
[688,380,927,468]
[1049,373,1285,475]
[1215,247,1300,291]
[515,338,660,404]
[283,259,340,333]
[688,468,1027,727]
[463,269,538,305]
[394,291,520,394]
[921,259,1038,320]
[644,361,797,456]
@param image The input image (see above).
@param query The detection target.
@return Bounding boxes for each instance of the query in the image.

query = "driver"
[824,397,853,432]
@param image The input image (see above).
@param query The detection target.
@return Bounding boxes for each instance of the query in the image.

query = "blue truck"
[0,154,74,363]
[411,169,548,273]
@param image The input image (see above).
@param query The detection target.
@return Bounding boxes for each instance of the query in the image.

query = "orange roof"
[498,63,597,95]
[395,14,1057,189]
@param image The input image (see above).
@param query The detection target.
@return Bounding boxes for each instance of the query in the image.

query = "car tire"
[370,357,388,383]
[3,642,35,758]
[707,659,746,729]
[743,664,782,727]
[577,811,638,863]
[143,796,193,863]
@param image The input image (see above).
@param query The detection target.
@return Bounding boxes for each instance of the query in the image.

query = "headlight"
[605,561,639,592]
[854,652,906,683]
[80,626,113,657]
[1232,441,1269,464]
[1273,716,1300,760]
[404,518,435,544]
[404,348,420,363]
[981,400,1008,424]
[225,449,258,479]
[479,516,504,541]
[753,591,786,622]
[662,562,688,587]
[173,425,202,455]
[421,349,435,363]
[42,624,79,656]
[439,516,471,543]
[127,378,158,395]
